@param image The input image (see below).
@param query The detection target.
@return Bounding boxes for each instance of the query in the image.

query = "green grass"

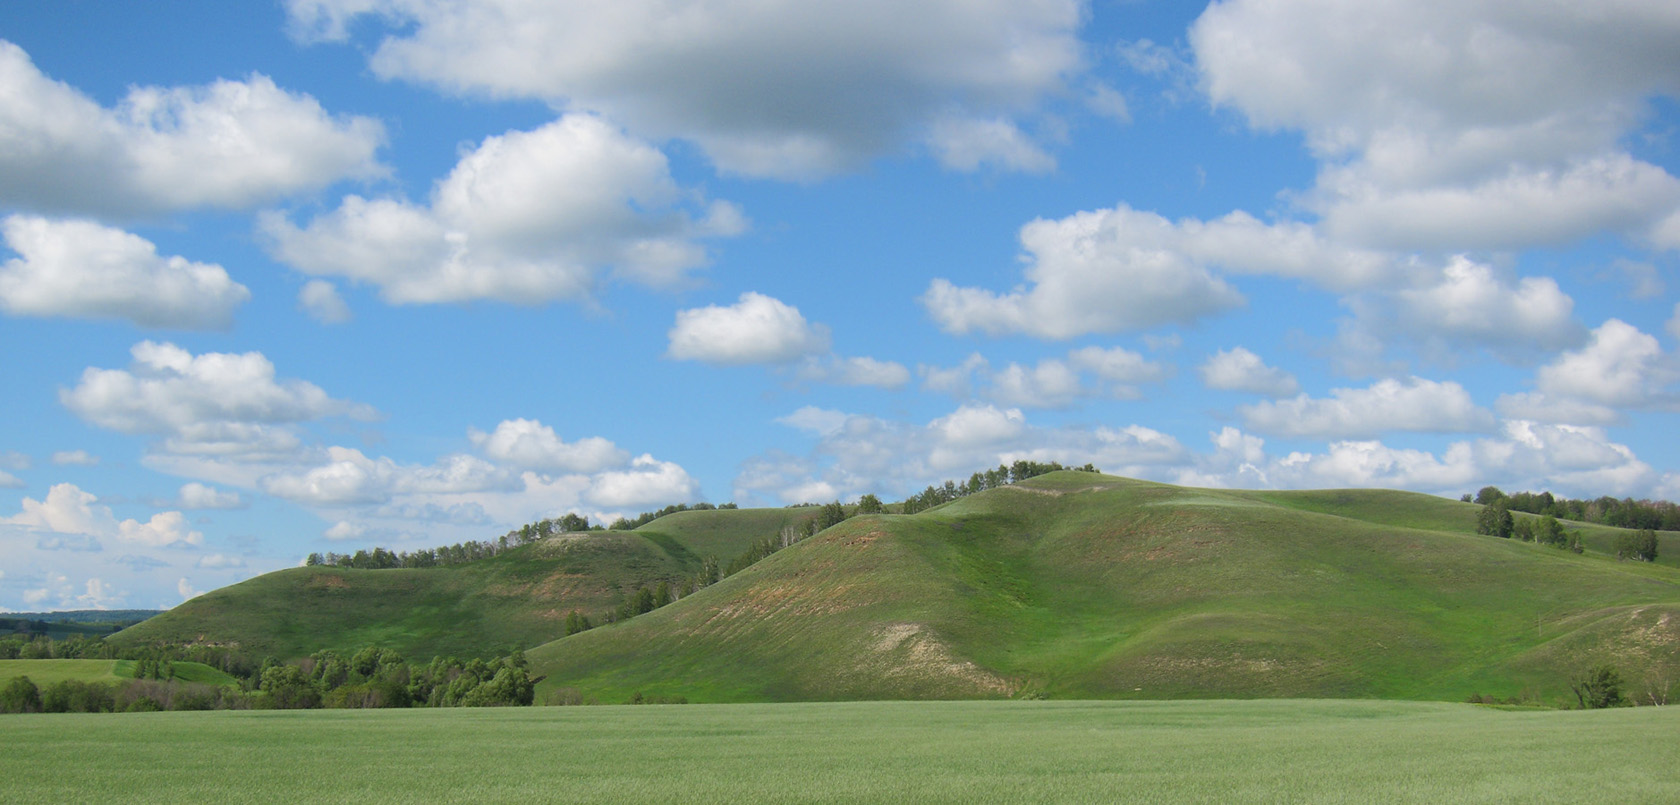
[111,509,799,661]
[0,659,238,687]
[2,700,1677,803]
[531,473,1680,704]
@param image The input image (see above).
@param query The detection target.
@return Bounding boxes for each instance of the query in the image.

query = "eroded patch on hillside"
[854,622,1018,696]
[307,575,350,590]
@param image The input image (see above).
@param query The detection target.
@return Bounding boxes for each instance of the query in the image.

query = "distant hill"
[526,472,1680,704]
[109,508,821,661]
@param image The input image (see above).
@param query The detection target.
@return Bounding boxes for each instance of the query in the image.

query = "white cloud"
[586,455,699,508]
[1669,302,1680,341]
[1535,319,1677,409]
[1240,377,1495,439]
[1389,256,1581,352]
[794,355,912,389]
[922,203,1402,341]
[261,447,515,506]
[263,114,741,305]
[177,578,202,602]
[0,471,21,489]
[667,292,831,365]
[777,406,852,438]
[50,450,99,467]
[298,279,351,324]
[195,553,246,570]
[920,346,1169,408]
[323,520,365,541]
[61,341,368,437]
[926,116,1056,174]
[0,451,27,471]
[0,40,384,216]
[1199,347,1300,397]
[1493,392,1619,427]
[468,419,629,474]
[0,216,250,329]
[1190,0,1680,252]
[286,0,1081,180]
[3,482,201,547]
[178,482,243,510]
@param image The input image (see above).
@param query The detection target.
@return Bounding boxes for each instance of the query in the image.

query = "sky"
[2,1,1679,612]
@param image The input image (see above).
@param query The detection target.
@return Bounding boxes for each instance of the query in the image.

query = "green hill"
[111,508,819,661]
[526,473,1680,704]
[0,659,236,687]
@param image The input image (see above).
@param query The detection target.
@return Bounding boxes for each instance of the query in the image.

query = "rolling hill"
[525,472,1680,704]
[110,507,821,661]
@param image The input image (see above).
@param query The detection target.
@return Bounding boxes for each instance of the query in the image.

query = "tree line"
[0,637,533,714]
[1469,486,1662,561]
[900,461,1100,515]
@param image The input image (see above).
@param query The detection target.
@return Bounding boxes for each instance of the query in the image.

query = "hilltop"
[526,472,1680,704]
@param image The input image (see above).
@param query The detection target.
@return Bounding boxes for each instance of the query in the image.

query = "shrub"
[1569,665,1625,709]
[0,676,41,714]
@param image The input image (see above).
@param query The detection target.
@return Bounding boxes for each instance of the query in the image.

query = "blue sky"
[3,1,1679,611]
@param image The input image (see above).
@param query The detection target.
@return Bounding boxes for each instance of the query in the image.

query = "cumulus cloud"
[261,447,515,506]
[1534,319,1678,409]
[922,204,1407,340]
[0,40,384,216]
[50,450,98,467]
[262,114,743,305]
[926,116,1056,174]
[1199,347,1300,397]
[468,419,629,474]
[586,455,699,508]
[298,280,351,324]
[3,482,201,547]
[667,292,831,365]
[920,346,1169,408]
[285,0,1080,179]
[1190,0,1680,252]
[1389,256,1581,352]
[61,342,369,446]
[0,471,21,489]
[178,482,243,510]
[0,216,250,329]
[794,355,912,389]
[1240,377,1495,439]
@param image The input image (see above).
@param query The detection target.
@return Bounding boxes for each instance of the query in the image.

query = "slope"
[527,472,1680,703]
[111,507,818,661]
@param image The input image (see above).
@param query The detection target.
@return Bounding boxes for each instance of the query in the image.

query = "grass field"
[0,659,238,687]
[3,700,1677,803]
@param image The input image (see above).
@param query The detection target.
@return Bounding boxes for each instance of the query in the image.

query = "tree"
[1617,529,1659,562]
[0,675,41,713]
[1569,665,1624,709]
[1512,518,1535,542]
[856,494,884,514]
[1475,486,1507,506]
[1476,501,1514,538]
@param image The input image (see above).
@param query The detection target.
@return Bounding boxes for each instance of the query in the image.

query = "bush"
[1569,665,1625,709]
[0,676,41,714]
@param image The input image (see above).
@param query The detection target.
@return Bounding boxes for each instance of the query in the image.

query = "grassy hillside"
[111,508,815,661]
[529,473,1680,704]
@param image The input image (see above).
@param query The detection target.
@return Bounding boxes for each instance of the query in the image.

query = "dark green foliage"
[0,675,41,713]
[1475,486,1507,506]
[1569,665,1624,709]
[40,679,116,713]
[1475,502,1514,538]
[857,494,884,514]
[1469,487,1680,531]
[1616,529,1659,562]
[564,611,593,636]
[609,501,735,530]
[1512,518,1535,542]
[1536,515,1568,548]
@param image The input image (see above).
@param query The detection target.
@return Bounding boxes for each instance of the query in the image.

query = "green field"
[0,659,238,687]
[3,700,1677,803]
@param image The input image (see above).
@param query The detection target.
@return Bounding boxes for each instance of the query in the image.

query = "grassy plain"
[3,700,1678,803]
[0,659,238,687]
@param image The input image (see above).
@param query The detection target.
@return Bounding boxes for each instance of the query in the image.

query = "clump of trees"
[1467,486,1680,531]
[1569,665,1626,709]
[901,461,1100,515]
[608,502,737,531]
[1616,529,1660,562]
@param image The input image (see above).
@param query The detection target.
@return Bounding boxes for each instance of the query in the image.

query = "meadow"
[4,699,1678,803]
